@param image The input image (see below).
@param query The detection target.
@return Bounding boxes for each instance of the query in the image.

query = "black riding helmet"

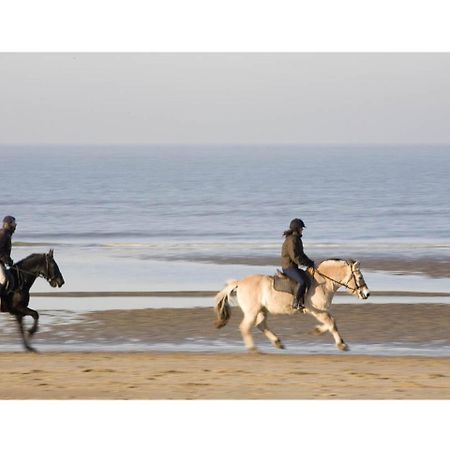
[289,218,306,231]
[3,216,16,224]
[3,216,16,231]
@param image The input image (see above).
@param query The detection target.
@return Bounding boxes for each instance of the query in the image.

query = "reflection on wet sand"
[1,304,450,356]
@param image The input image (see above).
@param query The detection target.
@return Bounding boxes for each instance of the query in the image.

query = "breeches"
[282,267,307,288]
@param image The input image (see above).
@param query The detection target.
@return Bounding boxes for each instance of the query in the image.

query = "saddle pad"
[273,274,297,295]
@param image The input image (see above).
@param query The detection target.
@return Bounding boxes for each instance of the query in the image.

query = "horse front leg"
[15,315,38,353]
[25,307,39,336]
[14,305,39,336]
[310,310,349,351]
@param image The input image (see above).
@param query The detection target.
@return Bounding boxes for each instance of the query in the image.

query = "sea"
[1,145,449,354]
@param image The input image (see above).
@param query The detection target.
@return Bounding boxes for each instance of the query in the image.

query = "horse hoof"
[274,339,285,350]
[247,347,262,354]
[25,345,39,353]
[337,343,349,352]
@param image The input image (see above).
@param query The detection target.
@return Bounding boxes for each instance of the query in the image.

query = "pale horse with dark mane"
[214,259,370,352]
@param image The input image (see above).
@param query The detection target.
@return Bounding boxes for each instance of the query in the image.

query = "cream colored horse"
[214,259,370,352]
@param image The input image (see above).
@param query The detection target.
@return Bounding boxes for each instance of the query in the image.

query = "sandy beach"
[0,352,449,399]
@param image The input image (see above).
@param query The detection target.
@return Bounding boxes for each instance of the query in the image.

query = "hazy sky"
[1,53,450,145]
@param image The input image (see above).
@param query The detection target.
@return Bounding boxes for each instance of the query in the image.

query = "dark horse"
[0,249,65,352]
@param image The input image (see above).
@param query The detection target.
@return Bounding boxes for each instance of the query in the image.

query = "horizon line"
[1,142,450,148]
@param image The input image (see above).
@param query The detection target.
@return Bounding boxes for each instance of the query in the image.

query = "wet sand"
[14,304,450,347]
[0,352,449,399]
[153,254,450,279]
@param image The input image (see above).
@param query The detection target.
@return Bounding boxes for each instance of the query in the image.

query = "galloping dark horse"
[0,249,64,352]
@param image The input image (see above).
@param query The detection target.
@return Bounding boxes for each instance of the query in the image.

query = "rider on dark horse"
[281,218,315,311]
[0,216,16,310]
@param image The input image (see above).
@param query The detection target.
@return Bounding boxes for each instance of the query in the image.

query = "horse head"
[43,249,65,288]
[345,260,370,300]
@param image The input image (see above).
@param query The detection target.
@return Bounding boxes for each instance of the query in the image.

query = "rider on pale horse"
[281,218,315,311]
[0,216,16,303]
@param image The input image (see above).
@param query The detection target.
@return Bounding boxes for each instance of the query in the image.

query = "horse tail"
[214,279,238,329]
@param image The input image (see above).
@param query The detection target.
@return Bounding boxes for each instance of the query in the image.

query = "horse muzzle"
[50,277,65,288]
[359,288,370,300]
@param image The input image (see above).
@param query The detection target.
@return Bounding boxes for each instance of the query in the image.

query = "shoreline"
[28,289,450,297]
[13,241,450,279]
[140,254,450,278]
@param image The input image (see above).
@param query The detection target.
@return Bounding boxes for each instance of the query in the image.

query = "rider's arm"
[294,238,315,268]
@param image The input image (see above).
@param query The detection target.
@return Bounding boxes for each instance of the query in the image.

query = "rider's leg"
[0,264,6,298]
[283,267,307,310]
[0,266,7,312]
[293,282,306,310]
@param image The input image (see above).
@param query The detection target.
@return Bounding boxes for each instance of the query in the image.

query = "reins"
[14,266,47,278]
[312,263,364,293]
[12,255,51,288]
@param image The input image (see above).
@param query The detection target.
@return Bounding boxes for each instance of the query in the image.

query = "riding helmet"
[289,218,306,230]
[3,216,16,224]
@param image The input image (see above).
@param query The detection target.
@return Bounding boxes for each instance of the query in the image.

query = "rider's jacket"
[0,229,13,265]
[281,231,314,270]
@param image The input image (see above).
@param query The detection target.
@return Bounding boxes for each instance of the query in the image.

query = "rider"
[281,218,315,311]
[0,216,17,299]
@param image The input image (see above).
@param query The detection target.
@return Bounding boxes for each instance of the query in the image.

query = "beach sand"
[0,304,450,399]
[0,352,449,399]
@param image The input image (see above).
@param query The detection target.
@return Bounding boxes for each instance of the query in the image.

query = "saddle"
[272,269,312,296]
[272,270,298,295]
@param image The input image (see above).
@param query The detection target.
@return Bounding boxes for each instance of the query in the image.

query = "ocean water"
[1,145,450,293]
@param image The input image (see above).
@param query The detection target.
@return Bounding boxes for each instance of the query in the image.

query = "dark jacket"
[281,231,314,270]
[0,228,13,265]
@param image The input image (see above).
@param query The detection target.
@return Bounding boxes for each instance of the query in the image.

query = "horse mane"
[14,253,45,268]
[320,258,356,266]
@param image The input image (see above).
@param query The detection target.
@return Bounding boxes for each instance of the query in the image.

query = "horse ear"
[352,260,360,269]
[49,249,54,258]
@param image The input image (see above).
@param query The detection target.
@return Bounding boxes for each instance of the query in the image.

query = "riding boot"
[292,283,305,311]
[0,283,6,312]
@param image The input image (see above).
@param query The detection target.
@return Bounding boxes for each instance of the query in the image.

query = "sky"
[1,53,450,146]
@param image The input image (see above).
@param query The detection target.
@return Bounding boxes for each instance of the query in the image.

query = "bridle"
[13,254,54,286]
[312,261,367,294]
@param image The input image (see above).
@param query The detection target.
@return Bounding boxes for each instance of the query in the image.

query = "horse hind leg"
[239,313,259,352]
[256,312,285,349]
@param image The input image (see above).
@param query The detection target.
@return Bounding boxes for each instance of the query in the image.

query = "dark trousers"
[283,267,308,307]
[282,266,307,287]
